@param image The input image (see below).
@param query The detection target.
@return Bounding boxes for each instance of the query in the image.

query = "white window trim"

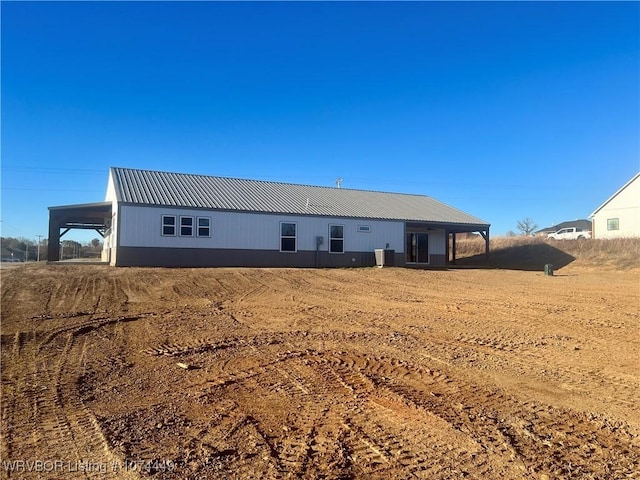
[197,216,211,238]
[329,224,345,254]
[280,221,297,253]
[162,215,176,236]
[180,216,194,237]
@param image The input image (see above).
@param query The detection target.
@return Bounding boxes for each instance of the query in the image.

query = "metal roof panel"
[110,167,489,226]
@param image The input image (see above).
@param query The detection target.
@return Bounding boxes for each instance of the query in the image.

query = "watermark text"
[2,458,176,474]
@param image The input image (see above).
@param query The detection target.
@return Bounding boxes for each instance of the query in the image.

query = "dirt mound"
[2,265,638,479]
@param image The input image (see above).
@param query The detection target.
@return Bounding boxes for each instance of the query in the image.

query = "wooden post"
[451,233,457,265]
[479,228,490,264]
[485,229,489,263]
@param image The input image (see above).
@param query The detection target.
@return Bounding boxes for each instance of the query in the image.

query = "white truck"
[547,227,591,240]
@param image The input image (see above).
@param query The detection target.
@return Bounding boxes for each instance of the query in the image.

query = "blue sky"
[2,1,638,243]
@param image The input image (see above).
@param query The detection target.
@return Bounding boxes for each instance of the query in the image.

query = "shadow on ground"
[453,242,576,271]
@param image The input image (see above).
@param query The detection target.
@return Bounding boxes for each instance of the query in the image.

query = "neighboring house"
[48,167,490,267]
[590,172,640,239]
[536,219,592,237]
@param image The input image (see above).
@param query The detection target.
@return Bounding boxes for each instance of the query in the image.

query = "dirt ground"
[1,263,638,479]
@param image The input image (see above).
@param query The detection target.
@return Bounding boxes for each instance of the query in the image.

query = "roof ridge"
[110,166,440,199]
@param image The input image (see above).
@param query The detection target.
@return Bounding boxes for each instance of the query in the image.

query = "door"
[406,232,429,263]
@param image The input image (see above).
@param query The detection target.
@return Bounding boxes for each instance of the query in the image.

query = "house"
[590,172,640,239]
[48,167,490,267]
[536,219,592,237]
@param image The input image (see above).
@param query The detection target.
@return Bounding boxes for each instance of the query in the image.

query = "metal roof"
[110,167,489,226]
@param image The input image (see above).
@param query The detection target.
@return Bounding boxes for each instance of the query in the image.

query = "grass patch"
[453,236,640,270]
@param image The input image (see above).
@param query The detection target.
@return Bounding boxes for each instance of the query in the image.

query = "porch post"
[478,228,490,263]
[445,230,450,264]
[47,211,62,261]
[451,233,457,265]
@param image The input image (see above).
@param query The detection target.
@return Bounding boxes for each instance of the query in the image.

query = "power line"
[2,187,101,192]
[1,166,105,174]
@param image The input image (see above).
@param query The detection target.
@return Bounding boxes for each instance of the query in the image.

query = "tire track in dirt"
[4,266,639,479]
[199,282,560,474]
[29,329,138,479]
[182,273,637,477]
[178,336,472,476]
[174,331,639,478]
[414,329,640,413]
[2,318,142,480]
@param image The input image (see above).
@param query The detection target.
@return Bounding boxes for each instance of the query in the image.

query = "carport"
[47,202,112,262]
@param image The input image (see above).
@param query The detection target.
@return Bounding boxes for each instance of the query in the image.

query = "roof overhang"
[48,202,112,229]
[405,221,490,233]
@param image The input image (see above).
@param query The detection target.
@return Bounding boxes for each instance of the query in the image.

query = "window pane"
[281,223,296,236]
[281,238,296,252]
[330,225,343,238]
[330,239,344,253]
[162,215,176,235]
[181,217,193,226]
[607,218,619,230]
[196,217,210,237]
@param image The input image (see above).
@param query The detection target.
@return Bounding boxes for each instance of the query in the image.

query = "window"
[162,215,176,236]
[197,217,211,237]
[329,224,344,253]
[357,225,371,233]
[607,218,619,231]
[180,216,194,236]
[280,222,297,252]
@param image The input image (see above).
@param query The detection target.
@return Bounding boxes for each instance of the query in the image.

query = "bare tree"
[516,217,538,236]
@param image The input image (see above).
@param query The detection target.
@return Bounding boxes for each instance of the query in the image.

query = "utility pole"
[36,235,43,262]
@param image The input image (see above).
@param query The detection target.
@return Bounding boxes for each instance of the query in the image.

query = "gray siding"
[114,247,391,268]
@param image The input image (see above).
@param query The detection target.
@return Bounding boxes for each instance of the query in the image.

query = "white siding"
[103,170,120,265]
[105,170,117,203]
[118,205,406,253]
[592,175,640,239]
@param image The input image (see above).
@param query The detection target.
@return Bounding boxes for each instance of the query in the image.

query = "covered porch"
[403,222,490,267]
